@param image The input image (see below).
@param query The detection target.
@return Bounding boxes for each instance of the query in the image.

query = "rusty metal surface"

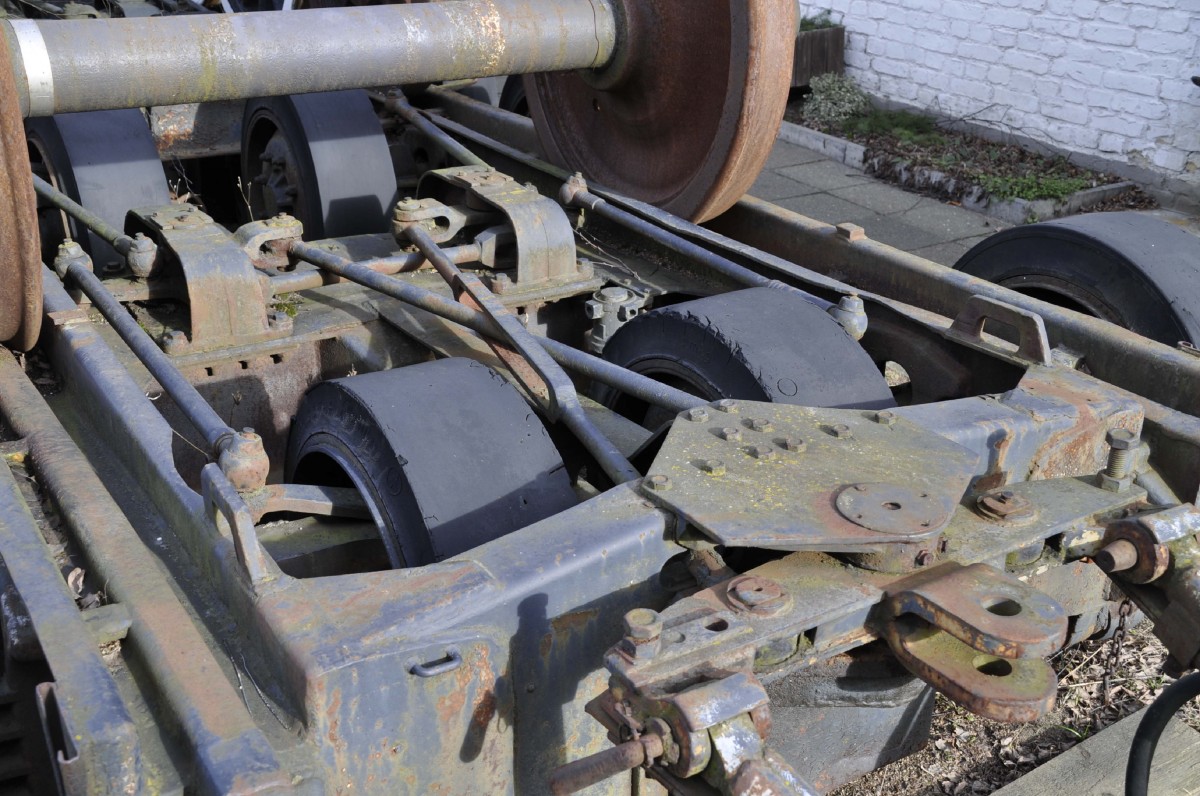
[886,563,1068,660]
[527,0,794,222]
[883,617,1057,723]
[642,400,978,556]
[0,29,41,349]
[0,349,291,795]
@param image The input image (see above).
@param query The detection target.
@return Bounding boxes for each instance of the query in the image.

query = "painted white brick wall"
[806,0,1200,194]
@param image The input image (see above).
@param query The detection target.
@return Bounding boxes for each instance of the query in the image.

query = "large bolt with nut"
[1104,428,1138,479]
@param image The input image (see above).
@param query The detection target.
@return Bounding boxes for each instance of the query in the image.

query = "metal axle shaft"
[2,0,616,117]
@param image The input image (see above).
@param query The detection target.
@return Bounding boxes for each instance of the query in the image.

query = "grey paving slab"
[908,240,975,267]
[993,706,1200,796]
[847,213,946,251]
[896,197,1005,242]
[749,171,822,201]
[763,141,827,169]
[829,183,926,216]
[774,193,877,227]
[777,160,876,192]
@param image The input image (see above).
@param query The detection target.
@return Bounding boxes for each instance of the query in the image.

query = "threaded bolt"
[1105,428,1138,478]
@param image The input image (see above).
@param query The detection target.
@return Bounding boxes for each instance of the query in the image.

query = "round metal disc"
[835,483,947,537]
[525,0,795,222]
[0,32,43,351]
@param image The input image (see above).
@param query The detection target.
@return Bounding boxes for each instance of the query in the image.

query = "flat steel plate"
[642,401,980,551]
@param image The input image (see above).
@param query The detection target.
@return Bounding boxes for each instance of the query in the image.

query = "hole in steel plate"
[973,655,1014,677]
[883,501,902,511]
[985,598,1022,617]
[705,619,729,632]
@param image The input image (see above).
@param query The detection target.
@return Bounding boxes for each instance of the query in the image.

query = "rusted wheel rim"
[0,33,43,350]
[526,0,795,223]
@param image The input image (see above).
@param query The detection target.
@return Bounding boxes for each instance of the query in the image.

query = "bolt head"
[685,408,709,423]
[875,410,897,426]
[645,474,671,492]
[748,445,775,460]
[747,418,772,432]
[718,427,742,441]
[779,437,806,452]
[623,608,662,640]
[700,459,725,476]
[714,399,739,413]
[1107,428,1138,450]
[831,424,853,439]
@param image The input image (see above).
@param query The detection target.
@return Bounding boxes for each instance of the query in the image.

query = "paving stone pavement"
[751,139,1010,267]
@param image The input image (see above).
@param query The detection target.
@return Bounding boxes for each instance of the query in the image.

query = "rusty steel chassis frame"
[2,93,1200,795]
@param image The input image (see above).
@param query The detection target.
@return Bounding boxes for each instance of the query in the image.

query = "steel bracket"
[881,562,1067,722]
[417,165,589,292]
[128,204,291,353]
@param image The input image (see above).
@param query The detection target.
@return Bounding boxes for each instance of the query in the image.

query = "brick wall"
[806,0,1200,206]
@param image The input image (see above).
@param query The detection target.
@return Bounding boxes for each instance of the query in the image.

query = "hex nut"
[624,608,662,641]
[718,427,742,441]
[779,437,806,452]
[746,418,773,433]
[747,445,775,460]
[645,474,671,491]
[1098,472,1132,493]
[699,459,726,476]
[830,424,853,439]
[714,399,739,413]
[685,408,709,423]
[875,410,897,426]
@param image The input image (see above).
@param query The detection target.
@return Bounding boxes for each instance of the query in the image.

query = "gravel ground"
[832,621,1195,796]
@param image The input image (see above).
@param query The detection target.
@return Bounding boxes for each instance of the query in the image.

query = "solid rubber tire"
[954,212,1200,346]
[286,358,576,568]
[595,287,895,421]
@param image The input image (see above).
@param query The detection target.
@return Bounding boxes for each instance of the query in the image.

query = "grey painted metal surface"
[2,0,616,116]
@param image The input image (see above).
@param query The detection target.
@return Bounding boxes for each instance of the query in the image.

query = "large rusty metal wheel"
[525,0,795,223]
[0,33,43,351]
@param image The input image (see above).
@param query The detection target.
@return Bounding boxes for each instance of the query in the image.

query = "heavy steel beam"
[2,0,616,117]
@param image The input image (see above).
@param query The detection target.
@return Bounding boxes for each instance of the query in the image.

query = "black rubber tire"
[595,287,895,426]
[27,110,170,271]
[954,211,1200,346]
[286,358,576,568]
[242,90,398,239]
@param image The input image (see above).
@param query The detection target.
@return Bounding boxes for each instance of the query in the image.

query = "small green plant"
[801,73,870,128]
[798,9,839,30]
[272,294,304,318]
[978,173,1091,202]
[843,109,945,147]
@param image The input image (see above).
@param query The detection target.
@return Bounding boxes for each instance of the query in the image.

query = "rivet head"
[779,437,806,452]
[719,427,742,441]
[685,408,709,423]
[645,474,671,491]
[700,459,726,476]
